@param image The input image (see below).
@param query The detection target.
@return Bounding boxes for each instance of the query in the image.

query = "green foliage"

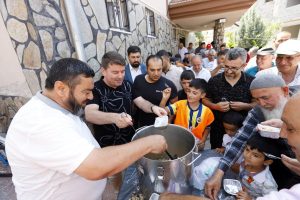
[194,32,204,42]
[238,9,279,49]
[225,31,237,48]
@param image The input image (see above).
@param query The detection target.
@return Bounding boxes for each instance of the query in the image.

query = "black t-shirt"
[178,89,187,100]
[206,72,254,117]
[133,74,177,127]
[87,79,134,147]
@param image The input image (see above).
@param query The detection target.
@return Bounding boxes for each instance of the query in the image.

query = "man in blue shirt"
[245,47,275,77]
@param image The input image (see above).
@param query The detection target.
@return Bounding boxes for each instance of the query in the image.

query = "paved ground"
[0,176,119,200]
[0,177,16,200]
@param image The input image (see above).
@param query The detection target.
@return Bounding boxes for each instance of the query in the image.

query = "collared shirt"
[206,72,253,116]
[239,163,277,198]
[168,100,214,139]
[202,58,217,71]
[257,184,300,200]
[178,47,188,61]
[187,67,211,82]
[218,106,296,189]
[162,64,183,91]
[6,92,106,200]
[129,64,142,82]
[256,64,300,87]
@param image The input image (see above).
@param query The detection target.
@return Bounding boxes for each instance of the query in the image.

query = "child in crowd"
[164,79,214,150]
[177,70,195,100]
[236,134,279,200]
[215,111,245,154]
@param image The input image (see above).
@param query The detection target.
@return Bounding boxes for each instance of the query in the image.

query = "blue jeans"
[117,163,140,200]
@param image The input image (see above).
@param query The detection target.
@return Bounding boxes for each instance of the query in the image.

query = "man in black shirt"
[133,55,178,127]
[203,48,255,148]
[85,52,167,147]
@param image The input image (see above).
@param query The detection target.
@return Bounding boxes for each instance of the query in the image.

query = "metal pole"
[62,0,86,62]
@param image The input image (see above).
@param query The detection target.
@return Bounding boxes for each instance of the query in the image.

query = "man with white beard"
[205,73,300,200]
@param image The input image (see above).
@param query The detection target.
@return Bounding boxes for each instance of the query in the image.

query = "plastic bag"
[191,157,220,190]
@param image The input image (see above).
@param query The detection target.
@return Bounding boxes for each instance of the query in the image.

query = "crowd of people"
[4,31,300,200]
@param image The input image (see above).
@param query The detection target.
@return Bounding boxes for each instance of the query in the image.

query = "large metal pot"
[132,124,201,198]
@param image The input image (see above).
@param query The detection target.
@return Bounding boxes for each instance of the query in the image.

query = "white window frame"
[105,0,129,31]
[145,8,155,37]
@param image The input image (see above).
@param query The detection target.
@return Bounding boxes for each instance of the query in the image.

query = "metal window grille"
[146,8,155,36]
[106,0,129,30]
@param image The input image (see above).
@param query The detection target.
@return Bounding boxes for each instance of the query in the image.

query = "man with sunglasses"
[203,48,255,149]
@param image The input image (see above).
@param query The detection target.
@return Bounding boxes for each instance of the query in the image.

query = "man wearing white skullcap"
[205,73,300,199]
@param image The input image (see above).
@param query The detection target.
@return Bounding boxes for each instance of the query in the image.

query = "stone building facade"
[253,0,300,39]
[0,0,181,134]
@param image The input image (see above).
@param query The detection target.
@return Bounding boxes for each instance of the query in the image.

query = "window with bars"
[145,8,155,36]
[105,0,129,31]
[172,27,177,41]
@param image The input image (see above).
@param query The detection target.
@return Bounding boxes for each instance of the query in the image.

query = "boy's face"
[223,122,238,137]
[181,79,192,93]
[243,145,272,171]
[187,87,205,104]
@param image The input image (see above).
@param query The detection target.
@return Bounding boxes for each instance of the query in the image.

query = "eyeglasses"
[224,65,243,71]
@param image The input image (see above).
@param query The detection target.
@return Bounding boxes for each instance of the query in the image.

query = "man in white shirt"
[160,83,300,200]
[157,50,183,91]
[188,55,211,82]
[5,58,167,200]
[256,40,300,90]
[202,49,217,72]
[178,42,188,61]
[124,46,146,84]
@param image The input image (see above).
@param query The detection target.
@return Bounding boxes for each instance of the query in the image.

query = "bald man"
[273,31,291,49]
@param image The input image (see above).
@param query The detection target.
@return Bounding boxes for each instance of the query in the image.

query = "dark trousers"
[209,119,225,149]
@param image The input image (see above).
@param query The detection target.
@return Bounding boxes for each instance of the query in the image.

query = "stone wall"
[0,96,29,133]
[0,0,178,134]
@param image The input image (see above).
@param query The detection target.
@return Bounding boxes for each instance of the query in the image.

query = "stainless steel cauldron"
[132,124,201,198]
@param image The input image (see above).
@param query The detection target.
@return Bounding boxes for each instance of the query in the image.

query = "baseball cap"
[276,39,300,55]
[206,44,212,49]
[257,47,274,56]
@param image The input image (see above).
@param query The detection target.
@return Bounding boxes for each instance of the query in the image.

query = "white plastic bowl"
[257,124,280,139]
[154,115,168,128]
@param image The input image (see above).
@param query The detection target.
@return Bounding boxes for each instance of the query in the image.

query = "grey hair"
[225,47,248,63]
[208,49,216,55]
[191,55,202,63]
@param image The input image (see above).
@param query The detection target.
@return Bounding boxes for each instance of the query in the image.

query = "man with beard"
[124,46,146,84]
[156,49,183,91]
[205,74,300,200]
[85,51,167,147]
[203,48,254,149]
[5,58,168,200]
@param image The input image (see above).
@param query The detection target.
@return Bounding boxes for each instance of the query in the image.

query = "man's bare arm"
[75,135,167,180]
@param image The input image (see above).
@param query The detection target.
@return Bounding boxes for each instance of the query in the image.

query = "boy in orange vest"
[164,79,214,150]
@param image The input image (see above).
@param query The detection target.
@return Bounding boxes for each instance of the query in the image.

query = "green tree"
[225,31,238,48]
[238,9,277,49]
[194,32,204,43]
